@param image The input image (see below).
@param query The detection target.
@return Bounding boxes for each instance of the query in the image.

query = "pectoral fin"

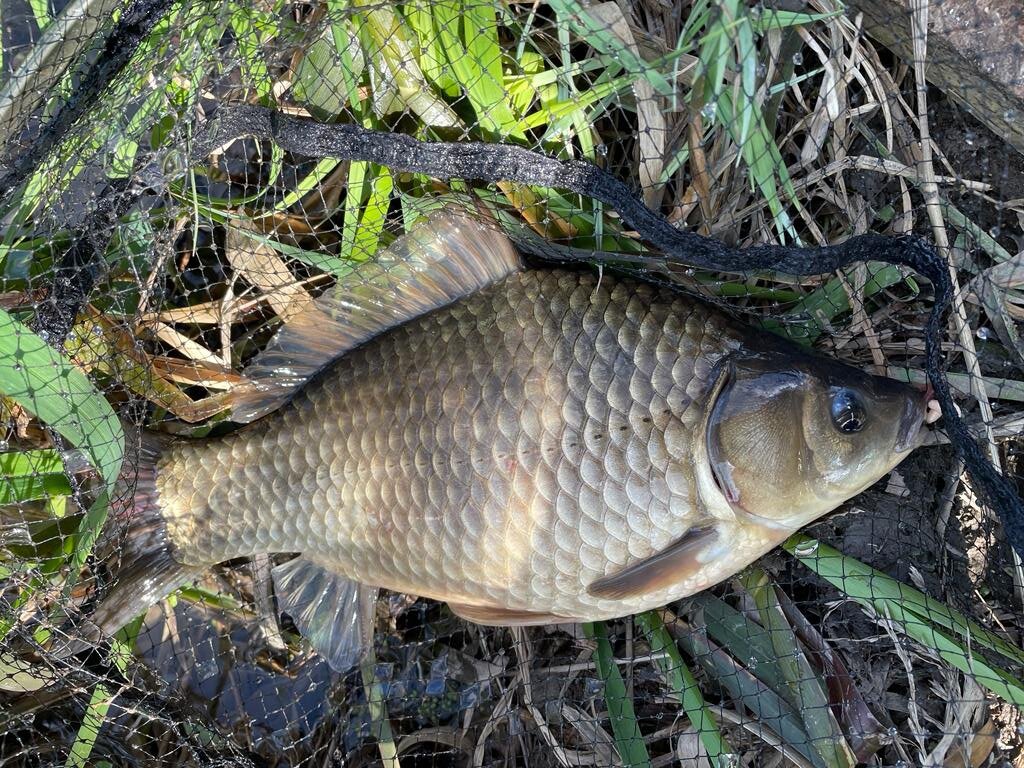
[447,601,577,626]
[271,557,378,673]
[586,525,719,600]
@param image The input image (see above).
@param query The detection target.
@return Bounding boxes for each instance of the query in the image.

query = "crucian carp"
[89,208,939,672]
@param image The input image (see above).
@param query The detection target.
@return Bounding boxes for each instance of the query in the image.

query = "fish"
[86,208,939,672]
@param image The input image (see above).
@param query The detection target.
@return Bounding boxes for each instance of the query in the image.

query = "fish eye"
[830,389,866,433]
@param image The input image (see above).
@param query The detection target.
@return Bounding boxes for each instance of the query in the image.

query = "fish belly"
[155,269,750,618]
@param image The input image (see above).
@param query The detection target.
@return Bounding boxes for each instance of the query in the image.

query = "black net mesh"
[1,0,1024,766]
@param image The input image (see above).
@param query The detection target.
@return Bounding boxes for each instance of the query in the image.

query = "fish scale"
[155,268,746,619]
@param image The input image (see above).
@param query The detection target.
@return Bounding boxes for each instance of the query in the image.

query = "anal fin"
[271,557,378,673]
[586,525,719,600]
[447,601,577,626]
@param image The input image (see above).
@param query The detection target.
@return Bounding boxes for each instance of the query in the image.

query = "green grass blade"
[785,535,1024,696]
[672,611,824,767]
[636,610,733,762]
[355,1,459,127]
[229,3,275,103]
[293,15,364,118]
[327,5,368,112]
[361,654,402,768]
[0,449,71,503]
[734,16,756,148]
[690,593,794,697]
[584,621,652,768]
[186,200,357,278]
[750,8,840,32]
[354,166,393,260]
[262,157,343,216]
[64,630,139,768]
[65,682,115,768]
[547,0,673,97]
[740,570,855,768]
[0,310,122,488]
[698,0,735,103]
[888,606,1024,706]
[766,264,908,343]
[249,232,356,279]
[714,91,797,240]
[462,0,522,138]
[427,0,521,138]
[405,0,459,96]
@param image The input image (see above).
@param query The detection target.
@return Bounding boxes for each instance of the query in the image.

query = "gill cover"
[706,355,807,518]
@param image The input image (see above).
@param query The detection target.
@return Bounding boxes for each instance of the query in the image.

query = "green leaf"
[715,90,798,239]
[427,0,522,138]
[0,309,123,610]
[240,227,357,279]
[405,0,459,96]
[698,0,736,103]
[340,160,393,263]
[0,449,70,503]
[230,4,275,103]
[262,157,343,216]
[735,16,757,148]
[548,0,673,97]
[673,608,823,768]
[692,593,798,696]
[65,682,115,768]
[786,535,1024,704]
[361,653,402,768]
[584,622,652,768]
[765,263,908,344]
[518,71,636,131]
[355,1,460,127]
[750,8,840,33]
[29,0,51,32]
[293,22,364,117]
[184,199,358,278]
[636,611,733,762]
[0,311,122,489]
[328,2,369,112]
[740,570,855,768]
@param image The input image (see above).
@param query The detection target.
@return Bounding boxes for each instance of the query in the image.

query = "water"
[793,538,819,557]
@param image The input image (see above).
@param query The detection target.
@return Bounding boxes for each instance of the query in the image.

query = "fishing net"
[1,0,1023,765]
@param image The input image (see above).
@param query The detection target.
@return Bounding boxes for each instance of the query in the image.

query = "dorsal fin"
[231,208,524,422]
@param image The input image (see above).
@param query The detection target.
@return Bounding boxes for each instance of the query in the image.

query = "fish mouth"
[894,383,940,453]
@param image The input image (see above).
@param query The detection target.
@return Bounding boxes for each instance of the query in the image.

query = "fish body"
[93,210,933,669]
[160,268,764,620]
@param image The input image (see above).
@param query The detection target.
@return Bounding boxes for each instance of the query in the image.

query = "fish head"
[702,348,935,530]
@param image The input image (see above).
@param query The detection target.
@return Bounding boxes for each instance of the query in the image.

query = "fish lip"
[894,389,929,453]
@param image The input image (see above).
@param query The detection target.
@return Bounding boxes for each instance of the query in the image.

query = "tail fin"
[65,433,201,653]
